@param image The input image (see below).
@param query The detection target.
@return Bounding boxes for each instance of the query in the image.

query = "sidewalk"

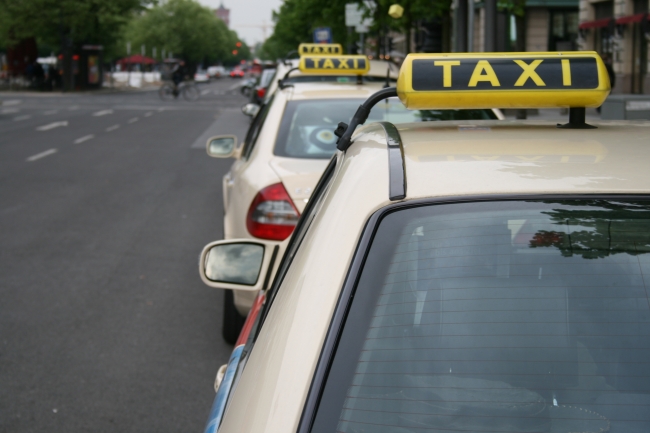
[502,108,601,122]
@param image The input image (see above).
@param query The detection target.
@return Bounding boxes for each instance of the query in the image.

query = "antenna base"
[557,107,597,129]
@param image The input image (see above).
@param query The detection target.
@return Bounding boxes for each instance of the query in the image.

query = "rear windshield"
[312,199,650,433]
[274,98,497,159]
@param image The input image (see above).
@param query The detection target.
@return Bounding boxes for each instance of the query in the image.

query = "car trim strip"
[377,121,406,201]
[296,193,650,433]
[204,344,244,433]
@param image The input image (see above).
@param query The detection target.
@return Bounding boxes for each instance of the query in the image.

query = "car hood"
[268,156,330,213]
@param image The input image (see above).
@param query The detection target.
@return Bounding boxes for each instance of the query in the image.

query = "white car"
[205,54,503,342]
[194,69,210,82]
[208,66,226,78]
[200,51,650,433]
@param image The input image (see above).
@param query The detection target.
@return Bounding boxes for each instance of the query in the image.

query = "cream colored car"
[208,69,504,343]
[200,51,650,433]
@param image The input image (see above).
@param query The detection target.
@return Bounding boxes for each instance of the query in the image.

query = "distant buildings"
[215,2,230,28]
[578,0,649,94]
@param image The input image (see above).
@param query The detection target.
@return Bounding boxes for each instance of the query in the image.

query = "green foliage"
[0,0,147,54]
[260,0,350,60]
[259,0,453,59]
[123,0,249,65]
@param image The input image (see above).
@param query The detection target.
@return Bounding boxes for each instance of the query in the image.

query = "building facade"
[215,2,230,28]
[578,0,649,93]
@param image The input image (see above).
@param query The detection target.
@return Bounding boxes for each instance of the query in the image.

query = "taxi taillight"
[247,183,300,241]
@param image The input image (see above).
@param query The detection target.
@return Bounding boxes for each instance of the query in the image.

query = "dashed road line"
[36,121,68,131]
[2,108,20,114]
[26,148,57,162]
[127,117,138,124]
[144,112,153,117]
[92,109,113,117]
[201,89,211,96]
[13,115,31,121]
[44,110,58,115]
[106,124,120,132]
[74,134,94,144]
[4,100,22,106]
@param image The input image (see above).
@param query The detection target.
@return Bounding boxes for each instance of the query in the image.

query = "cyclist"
[171,61,185,97]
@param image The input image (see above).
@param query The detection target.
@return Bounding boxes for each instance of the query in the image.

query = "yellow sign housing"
[298,43,343,56]
[299,55,370,75]
[397,52,611,109]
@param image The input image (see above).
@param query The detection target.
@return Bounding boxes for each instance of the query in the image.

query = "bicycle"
[159,80,200,101]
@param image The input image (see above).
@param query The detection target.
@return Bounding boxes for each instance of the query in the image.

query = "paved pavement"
[0,79,251,432]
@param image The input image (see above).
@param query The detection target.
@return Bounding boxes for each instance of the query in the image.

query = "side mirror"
[206,135,237,158]
[241,103,260,117]
[199,239,276,292]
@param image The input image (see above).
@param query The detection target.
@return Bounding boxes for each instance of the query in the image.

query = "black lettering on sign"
[299,45,342,55]
[411,57,599,90]
[303,57,367,70]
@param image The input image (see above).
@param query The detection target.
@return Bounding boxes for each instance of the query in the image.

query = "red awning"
[116,54,156,66]
[579,18,613,29]
[615,13,648,25]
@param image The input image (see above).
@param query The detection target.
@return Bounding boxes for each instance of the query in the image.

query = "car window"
[274,98,497,159]
[241,94,275,160]
[312,199,650,433]
[260,69,276,88]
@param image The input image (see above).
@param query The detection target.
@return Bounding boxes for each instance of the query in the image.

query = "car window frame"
[241,94,275,161]
[298,193,650,433]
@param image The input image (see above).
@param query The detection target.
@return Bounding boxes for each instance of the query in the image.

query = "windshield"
[312,199,650,433]
[274,98,497,159]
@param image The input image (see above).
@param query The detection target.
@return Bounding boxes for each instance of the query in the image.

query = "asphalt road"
[0,79,252,432]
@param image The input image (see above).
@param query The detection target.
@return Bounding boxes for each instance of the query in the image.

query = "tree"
[123,0,249,65]
[0,0,148,55]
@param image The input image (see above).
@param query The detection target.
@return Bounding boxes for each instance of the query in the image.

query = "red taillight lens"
[247,183,300,241]
[256,87,266,99]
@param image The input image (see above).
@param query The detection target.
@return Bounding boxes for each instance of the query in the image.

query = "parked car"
[204,54,503,343]
[208,66,226,78]
[200,51,650,433]
[230,68,245,78]
[194,69,210,83]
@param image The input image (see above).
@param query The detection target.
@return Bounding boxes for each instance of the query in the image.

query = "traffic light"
[236,41,242,48]
[232,50,238,55]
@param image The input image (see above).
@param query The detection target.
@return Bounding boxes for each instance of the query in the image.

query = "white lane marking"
[227,83,241,91]
[4,100,22,106]
[127,117,138,124]
[144,112,153,117]
[92,109,113,117]
[26,148,57,162]
[2,108,20,114]
[106,124,120,132]
[13,115,31,121]
[36,121,68,131]
[44,110,58,115]
[68,105,79,110]
[201,89,211,96]
[74,134,94,144]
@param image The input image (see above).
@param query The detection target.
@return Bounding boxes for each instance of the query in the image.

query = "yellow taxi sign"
[397,52,611,109]
[298,43,343,56]
[299,55,370,75]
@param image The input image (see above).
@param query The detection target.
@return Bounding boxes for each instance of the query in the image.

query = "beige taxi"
[200,51,650,433]
[207,52,503,342]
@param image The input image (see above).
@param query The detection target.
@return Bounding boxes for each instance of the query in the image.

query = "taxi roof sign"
[298,43,343,56]
[397,51,610,109]
[299,55,370,75]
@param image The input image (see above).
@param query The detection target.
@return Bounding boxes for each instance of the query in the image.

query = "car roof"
[281,81,387,101]
[352,119,650,200]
